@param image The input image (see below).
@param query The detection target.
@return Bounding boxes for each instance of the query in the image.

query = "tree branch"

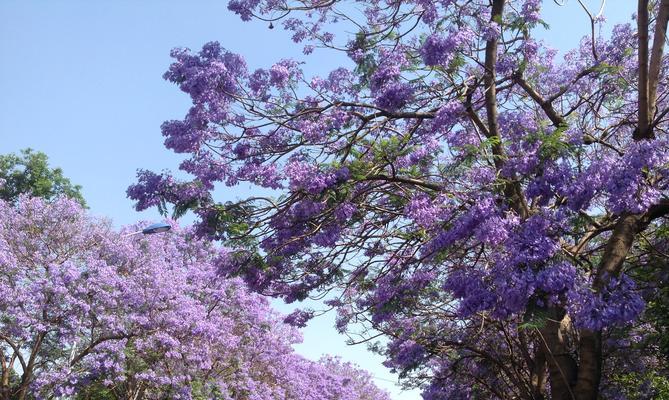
[514,73,566,127]
[648,0,669,124]
[69,333,134,367]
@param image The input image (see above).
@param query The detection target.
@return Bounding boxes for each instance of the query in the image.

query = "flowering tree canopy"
[129,1,669,399]
[0,197,389,400]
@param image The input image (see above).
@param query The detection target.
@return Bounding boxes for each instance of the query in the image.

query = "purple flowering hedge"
[127,1,669,399]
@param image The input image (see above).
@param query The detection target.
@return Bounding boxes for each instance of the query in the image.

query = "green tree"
[0,148,86,207]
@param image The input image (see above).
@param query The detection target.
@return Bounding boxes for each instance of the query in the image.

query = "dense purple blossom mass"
[0,197,389,400]
[128,0,669,399]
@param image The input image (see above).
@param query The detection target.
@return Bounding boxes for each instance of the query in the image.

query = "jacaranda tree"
[0,196,389,400]
[128,1,669,398]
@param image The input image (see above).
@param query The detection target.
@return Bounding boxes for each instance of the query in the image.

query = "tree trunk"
[637,0,651,139]
[648,0,669,130]
[16,332,44,400]
[0,383,9,400]
[570,214,640,400]
[0,354,9,400]
[540,307,577,400]
[530,344,548,400]
[573,329,602,400]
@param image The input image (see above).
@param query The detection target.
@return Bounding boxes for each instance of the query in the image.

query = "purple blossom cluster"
[374,82,414,111]
[568,274,645,331]
[602,138,669,213]
[420,29,474,67]
[404,193,451,229]
[285,159,349,194]
[520,0,542,24]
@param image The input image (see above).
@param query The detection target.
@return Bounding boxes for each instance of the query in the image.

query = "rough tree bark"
[649,0,669,129]
[637,0,651,139]
[540,309,577,400]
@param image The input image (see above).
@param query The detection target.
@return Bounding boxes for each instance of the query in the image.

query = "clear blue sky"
[0,1,633,398]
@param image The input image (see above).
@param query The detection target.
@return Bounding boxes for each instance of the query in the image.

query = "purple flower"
[374,82,414,110]
[420,29,473,66]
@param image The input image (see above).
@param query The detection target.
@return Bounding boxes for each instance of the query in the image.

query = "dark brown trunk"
[530,344,548,400]
[570,214,641,399]
[573,330,602,400]
[483,0,505,144]
[648,0,669,129]
[637,0,651,139]
[539,307,577,400]
[483,0,528,218]
[0,354,8,400]
[16,333,44,400]
[0,381,8,400]
[593,214,643,290]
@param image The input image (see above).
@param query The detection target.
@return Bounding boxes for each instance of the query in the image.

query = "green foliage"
[610,372,669,400]
[625,222,669,366]
[520,124,574,161]
[371,136,411,163]
[538,125,572,160]
[592,61,623,75]
[351,31,377,89]
[348,156,374,180]
[0,148,86,207]
[206,201,255,245]
[74,384,116,400]
[635,262,669,362]
[517,315,546,331]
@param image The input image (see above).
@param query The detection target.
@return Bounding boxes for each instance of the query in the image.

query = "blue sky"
[0,1,633,398]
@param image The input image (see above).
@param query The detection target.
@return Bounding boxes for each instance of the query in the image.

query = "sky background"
[0,1,634,398]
